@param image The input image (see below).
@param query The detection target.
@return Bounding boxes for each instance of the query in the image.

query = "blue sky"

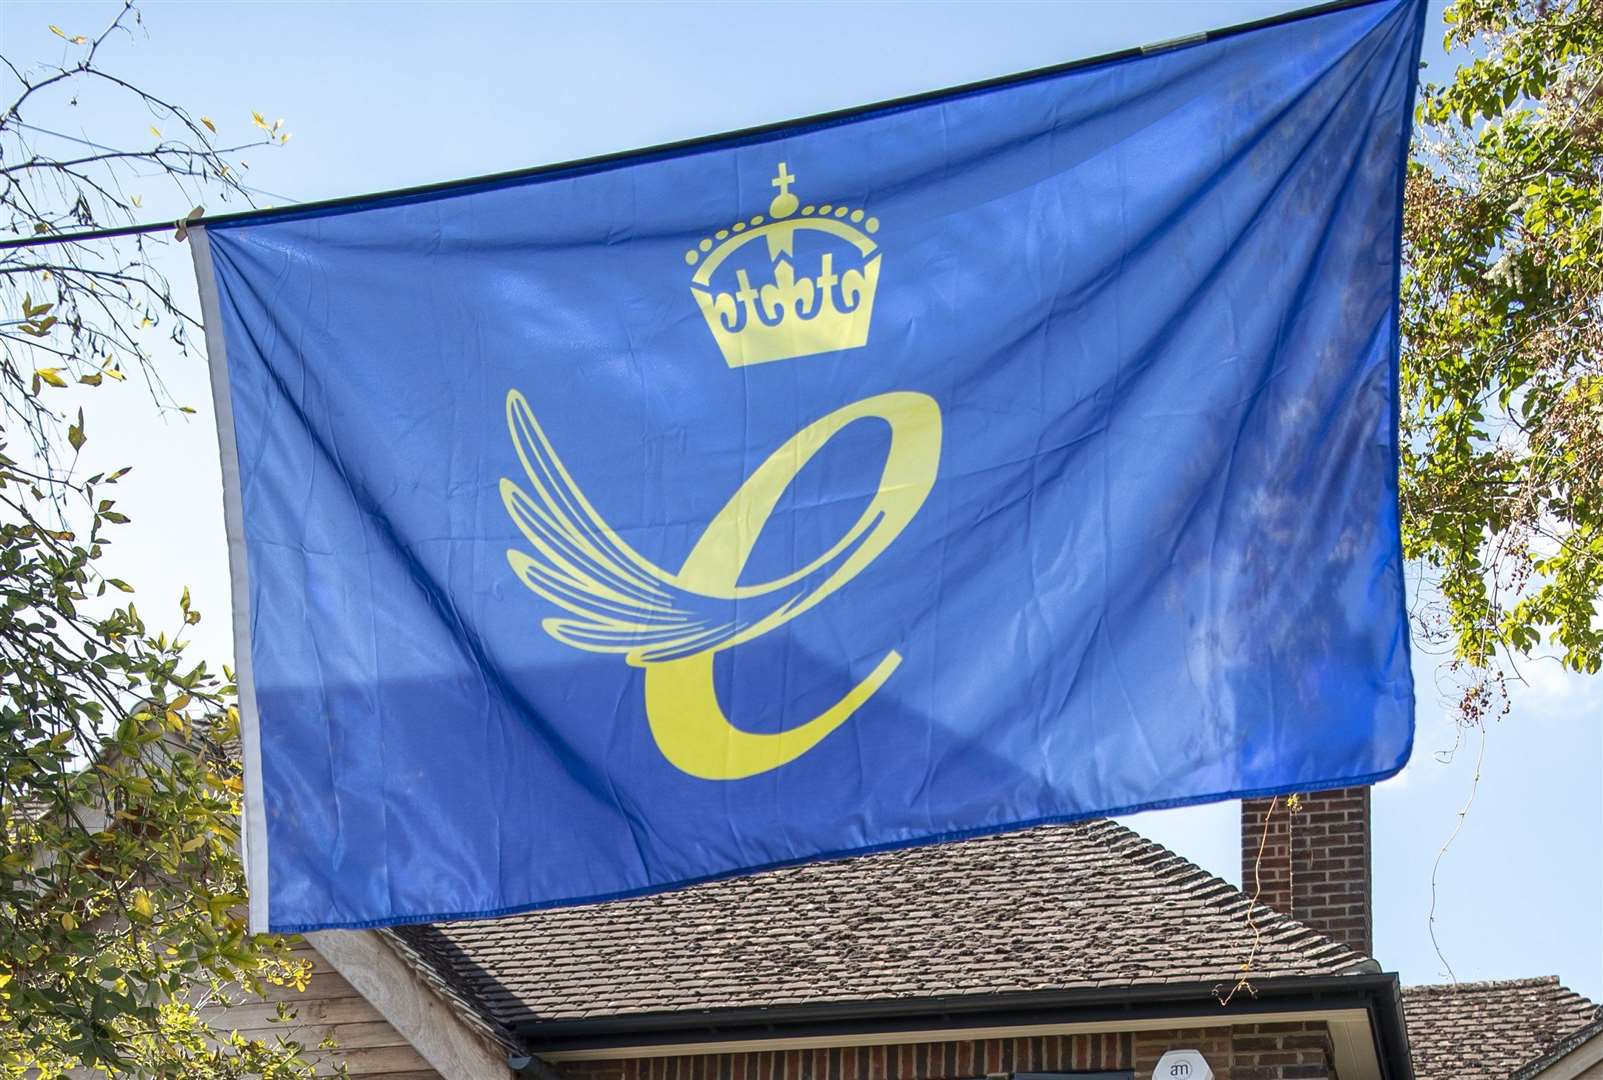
[4,0,1597,999]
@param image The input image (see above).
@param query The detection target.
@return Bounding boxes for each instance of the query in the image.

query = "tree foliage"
[0,482,316,1077]
[1402,0,1603,683]
[1,5,320,1076]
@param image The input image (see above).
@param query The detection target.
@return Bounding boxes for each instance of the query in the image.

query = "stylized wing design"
[501,391,773,664]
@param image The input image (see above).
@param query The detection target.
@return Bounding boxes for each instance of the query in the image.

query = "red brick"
[1241,787,1371,955]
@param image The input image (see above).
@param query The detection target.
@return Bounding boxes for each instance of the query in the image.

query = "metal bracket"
[1140,31,1208,55]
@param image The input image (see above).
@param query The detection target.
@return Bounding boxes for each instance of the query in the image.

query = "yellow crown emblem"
[685,163,882,368]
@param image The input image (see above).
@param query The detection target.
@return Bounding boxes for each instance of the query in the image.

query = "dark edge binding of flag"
[3,0,1417,252]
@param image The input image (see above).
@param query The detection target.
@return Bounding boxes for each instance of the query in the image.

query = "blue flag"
[197,0,1423,933]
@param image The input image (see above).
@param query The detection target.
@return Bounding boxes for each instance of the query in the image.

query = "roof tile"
[413,819,1371,1030]
[1403,977,1600,1080]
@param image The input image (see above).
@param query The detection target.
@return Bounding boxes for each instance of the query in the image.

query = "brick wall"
[1226,1023,1336,1080]
[560,1035,1132,1080]
[1241,787,1372,957]
[1132,1023,1335,1080]
[558,1022,1337,1080]
[1132,1028,1232,1077]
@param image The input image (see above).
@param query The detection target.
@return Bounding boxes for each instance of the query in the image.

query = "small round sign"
[1153,1050,1214,1080]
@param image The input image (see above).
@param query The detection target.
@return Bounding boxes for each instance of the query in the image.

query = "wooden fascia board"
[307,929,513,1080]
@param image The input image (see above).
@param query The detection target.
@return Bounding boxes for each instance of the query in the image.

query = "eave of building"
[513,973,1414,1080]
[1511,1017,1603,1080]
[305,929,518,1080]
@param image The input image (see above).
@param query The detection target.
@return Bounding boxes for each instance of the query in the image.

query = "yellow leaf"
[138,316,152,329]
[201,116,217,134]
[130,194,142,208]
[48,24,66,37]
[34,368,67,388]
[131,891,154,919]
[61,912,77,931]
[251,110,268,130]
[149,125,161,139]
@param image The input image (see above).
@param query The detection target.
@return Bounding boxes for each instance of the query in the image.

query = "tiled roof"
[380,924,522,1052]
[417,818,1372,1030]
[1403,977,1601,1080]
[1511,1015,1603,1080]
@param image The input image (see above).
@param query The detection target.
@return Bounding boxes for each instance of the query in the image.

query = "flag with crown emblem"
[196,0,1425,933]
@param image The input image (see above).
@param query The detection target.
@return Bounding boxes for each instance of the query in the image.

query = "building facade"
[225,791,1597,1080]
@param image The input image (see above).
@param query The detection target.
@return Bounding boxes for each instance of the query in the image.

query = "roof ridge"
[1404,975,1569,995]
